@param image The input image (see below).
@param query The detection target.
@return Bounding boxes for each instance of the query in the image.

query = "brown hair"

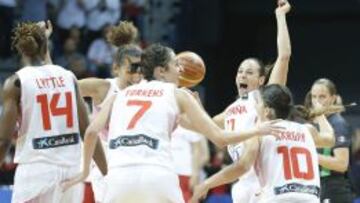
[304,78,338,109]
[11,22,47,58]
[107,21,138,48]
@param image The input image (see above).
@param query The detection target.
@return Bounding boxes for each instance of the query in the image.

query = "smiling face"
[235,58,265,96]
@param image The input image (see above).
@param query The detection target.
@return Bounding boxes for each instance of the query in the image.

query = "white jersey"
[107,80,179,170]
[224,91,260,203]
[92,78,119,141]
[171,127,202,176]
[256,120,320,202]
[15,65,80,167]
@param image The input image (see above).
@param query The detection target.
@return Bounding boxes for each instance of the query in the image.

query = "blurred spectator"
[123,0,146,43]
[203,150,232,203]
[56,0,86,43]
[67,55,93,79]
[87,25,117,78]
[84,0,121,46]
[0,0,16,59]
[55,37,86,70]
[18,0,47,22]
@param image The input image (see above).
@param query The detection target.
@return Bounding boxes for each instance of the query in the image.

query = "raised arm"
[306,115,335,148]
[176,89,283,148]
[267,0,291,85]
[0,75,20,164]
[191,138,260,202]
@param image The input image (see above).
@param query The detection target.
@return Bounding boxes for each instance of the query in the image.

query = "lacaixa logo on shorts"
[32,133,79,149]
[109,134,159,150]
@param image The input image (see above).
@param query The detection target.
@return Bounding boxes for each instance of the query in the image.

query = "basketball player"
[78,21,143,203]
[210,1,292,202]
[0,21,106,203]
[62,43,284,203]
[192,84,336,203]
[171,127,209,203]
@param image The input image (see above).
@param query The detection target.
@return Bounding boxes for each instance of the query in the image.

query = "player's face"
[236,60,265,96]
[127,56,143,85]
[311,84,336,108]
[162,51,181,85]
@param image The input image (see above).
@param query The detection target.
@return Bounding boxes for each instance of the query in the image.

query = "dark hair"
[261,84,293,119]
[140,44,173,80]
[11,22,47,58]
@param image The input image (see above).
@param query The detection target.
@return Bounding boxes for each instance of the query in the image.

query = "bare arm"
[75,81,107,175]
[62,94,116,190]
[0,75,20,164]
[212,111,225,129]
[78,78,110,105]
[176,89,282,148]
[306,115,335,148]
[267,0,291,86]
[318,148,349,173]
[191,138,260,201]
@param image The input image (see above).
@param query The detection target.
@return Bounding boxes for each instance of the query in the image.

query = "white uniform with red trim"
[224,91,261,203]
[13,65,82,203]
[105,80,184,203]
[256,120,320,203]
[88,78,119,202]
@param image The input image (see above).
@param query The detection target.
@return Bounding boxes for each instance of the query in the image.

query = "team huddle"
[0,0,349,203]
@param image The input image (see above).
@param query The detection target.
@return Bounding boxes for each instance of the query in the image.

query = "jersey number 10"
[277,146,314,180]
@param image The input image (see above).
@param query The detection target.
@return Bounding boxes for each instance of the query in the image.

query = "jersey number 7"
[126,100,152,130]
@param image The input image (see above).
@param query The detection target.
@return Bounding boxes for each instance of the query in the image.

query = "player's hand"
[36,20,53,39]
[255,119,285,138]
[191,183,210,203]
[61,170,89,192]
[275,0,291,15]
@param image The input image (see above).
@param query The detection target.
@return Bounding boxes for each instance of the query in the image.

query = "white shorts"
[104,165,184,203]
[90,164,107,202]
[231,178,260,203]
[258,192,320,203]
[12,162,83,203]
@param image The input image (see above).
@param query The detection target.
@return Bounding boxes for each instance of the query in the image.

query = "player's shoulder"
[2,74,20,99]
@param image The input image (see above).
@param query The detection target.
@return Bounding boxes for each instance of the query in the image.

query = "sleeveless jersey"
[14,65,81,166]
[91,78,119,141]
[107,80,179,170]
[224,91,260,184]
[256,120,320,200]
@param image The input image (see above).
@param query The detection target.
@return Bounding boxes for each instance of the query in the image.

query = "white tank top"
[107,80,179,170]
[91,78,120,141]
[171,127,202,176]
[15,65,81,166]
[256,120,320,199]
[224,91,260,184]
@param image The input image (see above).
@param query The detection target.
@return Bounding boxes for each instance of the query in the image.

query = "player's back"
[107,80,179,170]
[257,120,320,203]
[15,64,81,167]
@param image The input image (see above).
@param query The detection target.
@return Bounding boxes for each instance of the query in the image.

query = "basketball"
[177,51,206,87]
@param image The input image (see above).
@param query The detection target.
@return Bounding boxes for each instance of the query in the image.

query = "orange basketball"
[177,51,206,87]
